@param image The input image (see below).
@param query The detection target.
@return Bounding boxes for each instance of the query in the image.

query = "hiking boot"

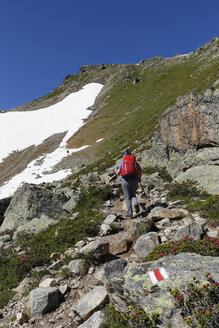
[134,204,140,214]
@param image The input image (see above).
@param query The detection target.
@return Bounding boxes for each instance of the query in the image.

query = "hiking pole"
[139,181,147,198]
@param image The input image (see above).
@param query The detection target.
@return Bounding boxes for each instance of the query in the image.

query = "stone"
[12,216,58,240]
[207,230,218,238]
[62,196,79,213]
[17,311,29,325]
[78,240,109,258]
[103,214,117,225]
[159,93,219,151]
[175,165,219,195]
[72,286,108,320]
[59,284,70,296]
[104,254,219,327]
[174,222,205,240]
[99,224,112,236]
[149,208,182,221]
[28,287,63,319]
[48,259,63,271]
[67,259,87,276]
[155,218,171,230]
[13,277,32,294]
[0,183,68,232]
[0,234,11,243]
[134,232,159,259]
[78,311,105,328]
[50,252,61,262]
[39,278,57,288]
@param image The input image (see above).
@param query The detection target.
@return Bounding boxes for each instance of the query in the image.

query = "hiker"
[115,149,142,218]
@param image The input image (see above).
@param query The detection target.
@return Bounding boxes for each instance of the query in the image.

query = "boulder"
[12,216,58,240]
[67,259,87,276]
[175,165,219,195]
[28,287,63,319]
[149,208,182,221]
[39,278,57,288]
[78,240,109,258]
[174,222,205,240]
[104,254,219,327]
[134,232,159,259]
[72,286,108,320]
[159,93,219,151]
[103,214,117,225]
[62,195,79,213]
[78,311,105,328]
[0,183,68,232]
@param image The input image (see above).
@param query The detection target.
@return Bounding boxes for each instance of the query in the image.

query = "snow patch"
[0,83,103,199]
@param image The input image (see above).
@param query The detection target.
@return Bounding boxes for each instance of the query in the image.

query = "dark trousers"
[121,179,138,217]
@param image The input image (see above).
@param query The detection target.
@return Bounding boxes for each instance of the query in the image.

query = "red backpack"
[121,155,138,177]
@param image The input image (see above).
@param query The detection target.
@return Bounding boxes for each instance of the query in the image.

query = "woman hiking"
[115,149,142,218]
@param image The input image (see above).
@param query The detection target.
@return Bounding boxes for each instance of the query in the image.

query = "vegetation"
[100,305,159,328]
[0,185,112,309]
[167,181,219,226]
[67,53,219,171]
[144,236,219,262]
[143,166,172,182]
[170,273,219,328]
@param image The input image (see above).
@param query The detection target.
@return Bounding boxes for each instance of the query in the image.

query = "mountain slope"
[0,37,218,198]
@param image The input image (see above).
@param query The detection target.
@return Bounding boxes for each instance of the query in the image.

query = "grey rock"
[62,196,79,213]
[48,259,63,271]
[67,259,87,276]
[12,216,58,240]
[174,222,205,240]
[103,214,117,225]
[0,234,11,243]
[100,223,112,236]
[149,208,182,221]
[78,240,109,258]
[72,286,108,320]
[104,254,219,327]
[39,278,57,288]
[175,165,219,195]
[134,232,159,259]
[28,287,63,319]
[59,284,70,296]
[0,183,68,232]
[78,311,104,328]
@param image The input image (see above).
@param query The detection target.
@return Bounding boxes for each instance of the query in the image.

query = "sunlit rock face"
[159,93,219,151]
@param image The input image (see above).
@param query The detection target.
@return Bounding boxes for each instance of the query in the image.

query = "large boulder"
[175,165,219,195]
[159,93,219,151]
[104,254,219,327]
[0,183,68,232]
[27,287,63,319]
[72,286,109,320]
[134,232,160,259]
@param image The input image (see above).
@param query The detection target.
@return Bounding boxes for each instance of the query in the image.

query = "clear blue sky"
[0,0,218,109]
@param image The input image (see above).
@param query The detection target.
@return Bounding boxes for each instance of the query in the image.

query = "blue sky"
[0,0,218,109]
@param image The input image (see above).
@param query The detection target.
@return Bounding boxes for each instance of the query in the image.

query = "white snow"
[0,83,103,199]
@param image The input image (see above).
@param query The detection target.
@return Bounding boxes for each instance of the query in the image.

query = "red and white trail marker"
[148,267,169,285]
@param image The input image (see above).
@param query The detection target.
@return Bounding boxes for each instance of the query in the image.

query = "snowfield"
[0,83,103,199]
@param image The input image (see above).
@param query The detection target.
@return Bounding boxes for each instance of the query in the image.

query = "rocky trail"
[0,175,218,328]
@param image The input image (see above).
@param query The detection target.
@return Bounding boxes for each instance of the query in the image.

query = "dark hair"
[125,149,131,155]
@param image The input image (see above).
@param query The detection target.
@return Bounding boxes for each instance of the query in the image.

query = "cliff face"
[159,93,219,151]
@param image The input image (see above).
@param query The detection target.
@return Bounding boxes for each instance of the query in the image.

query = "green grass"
[167,181,219,226]
[66,54,219,172]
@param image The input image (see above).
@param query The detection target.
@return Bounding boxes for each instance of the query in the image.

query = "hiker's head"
[124,149,131,156]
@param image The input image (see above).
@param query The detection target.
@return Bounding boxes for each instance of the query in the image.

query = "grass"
[167,181,219,226]
[0,185,112,309]
[66,54,219,173]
